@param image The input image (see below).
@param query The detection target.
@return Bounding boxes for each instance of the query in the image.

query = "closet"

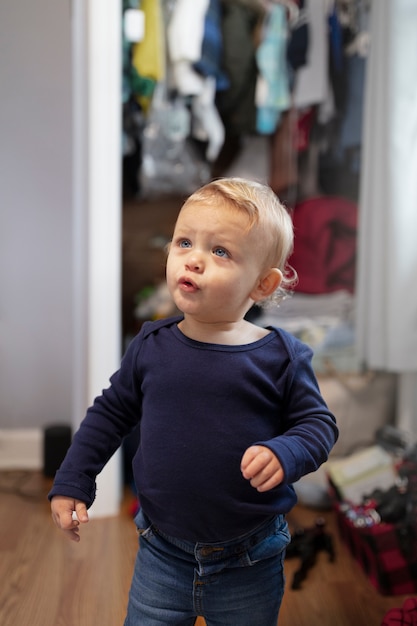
[122,0,369,198]
[121,0,370,354]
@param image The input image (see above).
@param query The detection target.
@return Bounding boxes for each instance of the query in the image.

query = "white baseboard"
[0,428,43,470]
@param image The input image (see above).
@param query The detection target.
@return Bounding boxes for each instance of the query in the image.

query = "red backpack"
[289,196,358,294]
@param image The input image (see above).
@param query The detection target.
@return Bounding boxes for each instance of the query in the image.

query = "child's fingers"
[252,467,284,492]
[62,526,82,542]
[52,507,75,530]
[51,497,89,540]
[74,501,89,523]
[241,445,284,491]
[241,445,270,478]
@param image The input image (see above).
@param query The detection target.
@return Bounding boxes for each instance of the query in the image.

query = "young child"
[49,177,338,626]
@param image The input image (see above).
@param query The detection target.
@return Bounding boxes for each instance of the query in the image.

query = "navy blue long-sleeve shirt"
[49,316,338,542]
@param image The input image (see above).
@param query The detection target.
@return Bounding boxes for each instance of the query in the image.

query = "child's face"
[166,200,267,324]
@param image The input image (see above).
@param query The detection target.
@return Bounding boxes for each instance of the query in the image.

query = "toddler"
[50,177,338,626]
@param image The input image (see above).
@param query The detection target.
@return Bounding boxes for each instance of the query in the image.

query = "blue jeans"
[124,509,290,626]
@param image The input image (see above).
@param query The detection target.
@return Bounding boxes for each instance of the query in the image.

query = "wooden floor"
[0,471,411,626]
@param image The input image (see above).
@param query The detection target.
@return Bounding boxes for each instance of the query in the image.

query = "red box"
[335,504,417,595]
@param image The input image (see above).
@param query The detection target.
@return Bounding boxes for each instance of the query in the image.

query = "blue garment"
[340,54,366,152]
[49,315,338,543]
[124,508,290,625]
[193,0,229,91]
[256,5,291,134]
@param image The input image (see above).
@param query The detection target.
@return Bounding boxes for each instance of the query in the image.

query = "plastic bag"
[140,82,211,197]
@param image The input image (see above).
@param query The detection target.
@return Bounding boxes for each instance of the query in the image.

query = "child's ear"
[251,268,283,302]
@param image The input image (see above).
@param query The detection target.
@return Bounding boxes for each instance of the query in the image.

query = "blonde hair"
[181,177,298,305]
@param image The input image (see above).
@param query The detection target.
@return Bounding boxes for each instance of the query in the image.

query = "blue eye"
[179,239,191,248]
[214,247,229,258]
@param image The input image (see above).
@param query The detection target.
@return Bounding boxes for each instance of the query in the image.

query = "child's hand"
[241,445,284,492]
[51,496,89,542]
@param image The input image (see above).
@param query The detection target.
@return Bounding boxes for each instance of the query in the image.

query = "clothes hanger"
[260,0,300,26]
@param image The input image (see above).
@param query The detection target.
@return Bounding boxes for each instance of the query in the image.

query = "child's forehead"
[176,198,253,229]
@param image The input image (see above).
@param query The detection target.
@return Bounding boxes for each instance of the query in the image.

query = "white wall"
[72,0,123,517]
[0,0,123,515]
[0,0,73,429]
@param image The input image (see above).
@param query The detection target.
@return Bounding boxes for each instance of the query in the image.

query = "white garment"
[293,0,329,108]
[191,76,225,162]
[166,0,224,161]
[356,0,417,372]
[167,0,209,95]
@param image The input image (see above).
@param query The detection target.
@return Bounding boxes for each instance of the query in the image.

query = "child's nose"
[185,252,204,272]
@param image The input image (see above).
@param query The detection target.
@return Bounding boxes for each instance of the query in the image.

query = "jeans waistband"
[153,514,283,561]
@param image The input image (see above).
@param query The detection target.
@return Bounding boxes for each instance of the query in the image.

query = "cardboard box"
[326,445,397,504]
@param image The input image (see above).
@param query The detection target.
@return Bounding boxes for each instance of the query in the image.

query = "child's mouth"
[179,277,198,292]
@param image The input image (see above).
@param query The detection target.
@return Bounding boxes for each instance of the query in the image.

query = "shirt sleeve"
[48,331,145,507]
[257,339,339,485]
